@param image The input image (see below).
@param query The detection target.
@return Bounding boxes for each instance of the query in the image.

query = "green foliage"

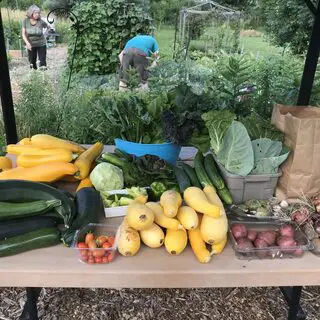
[1,0,42,10]
[14,71,61,139]
[258,0,315,54]
[43,0,74,12]
[3,18,21,50]
[69,0,153,75]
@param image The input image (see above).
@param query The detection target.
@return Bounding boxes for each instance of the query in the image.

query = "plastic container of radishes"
[229,220,312,260]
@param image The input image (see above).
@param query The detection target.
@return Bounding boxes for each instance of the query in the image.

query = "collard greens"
[251,139,290,174]
[217,121,254,176]
[202,110,236,154]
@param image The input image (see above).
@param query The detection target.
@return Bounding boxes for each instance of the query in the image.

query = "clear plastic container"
[229,220,312,260]
[72,223,120,265]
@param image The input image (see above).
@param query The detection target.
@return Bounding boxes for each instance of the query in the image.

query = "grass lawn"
[155,25,285,58]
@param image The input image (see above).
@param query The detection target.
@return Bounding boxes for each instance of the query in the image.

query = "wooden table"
[1,146,315,320]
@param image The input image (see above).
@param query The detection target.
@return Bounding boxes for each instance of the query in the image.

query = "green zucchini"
[0,199,61,221]
[217,187,233,205]
[174,166,191,193]
[70,187,105,230]
[0,228,60,257]
[0,216,58,240]
[180,163,201,188]
[194,152,215,189]
[61,229,76,247]
[0,180,76,227]
[203,154,226,190]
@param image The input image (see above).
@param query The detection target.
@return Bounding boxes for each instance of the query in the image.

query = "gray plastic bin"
[215,161,282,204]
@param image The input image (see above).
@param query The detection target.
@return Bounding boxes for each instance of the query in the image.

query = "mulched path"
[1,287,320,320]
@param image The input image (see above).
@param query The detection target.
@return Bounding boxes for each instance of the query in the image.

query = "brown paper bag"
[271,103,320,198]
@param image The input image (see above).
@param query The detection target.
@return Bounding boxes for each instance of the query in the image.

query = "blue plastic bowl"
[114,139,181,165]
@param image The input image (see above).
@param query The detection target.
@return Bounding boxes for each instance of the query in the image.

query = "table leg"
[280,286,306,320]
[20,287,42,320]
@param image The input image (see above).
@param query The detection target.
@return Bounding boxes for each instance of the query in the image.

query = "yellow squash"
[211,236,228,254]
[126,203,154,231]
[30,134,86,154]
[146,202,183,230]
[177,206,199,230]
[6,144,43,155]
[76,177,93,192]
[74,142,103,180]
[16,150,73,168]
[18,138,32,145]
[0,157,12,170]
[184,187,221,218]
[0,162,79,183]
[160,190,182,218]
[164,228,188,255]
[118,217,141,257]
[201,187,228,245]
[140,223,164,248]
[188,216,212,263]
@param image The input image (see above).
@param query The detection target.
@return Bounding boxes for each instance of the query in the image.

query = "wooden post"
[297,2,320,106]
[0,10,18,144]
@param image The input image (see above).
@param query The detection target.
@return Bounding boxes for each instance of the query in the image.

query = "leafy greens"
[217,121,254,176]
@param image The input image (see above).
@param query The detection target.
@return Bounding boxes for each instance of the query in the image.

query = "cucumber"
[194,152,215,190]
[217,187,233,205]
[61,229,76,247]
[174,166,191,193]
[0,199,61,221]
[0,216,57,240]
[203,154,226,190]
[0,228,60,257]
[0,180,76,227]
[180,163,201,188]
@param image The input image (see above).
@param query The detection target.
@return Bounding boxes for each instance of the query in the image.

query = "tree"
[258,0,316,54]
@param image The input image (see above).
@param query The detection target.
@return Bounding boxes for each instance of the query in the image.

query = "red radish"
[293,241,304,257]
[314,221,320,235]
[257,231,277,246]
[236,237,254,251]
[276,236,296,249]
[254,238,268,249]
[231,224,247,239]
[279,224,295,238]
[291,208,309,224]
[247,230,258,242]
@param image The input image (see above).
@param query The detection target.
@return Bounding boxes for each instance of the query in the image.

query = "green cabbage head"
[90,162,124,191]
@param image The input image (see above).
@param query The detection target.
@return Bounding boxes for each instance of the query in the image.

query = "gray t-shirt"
[23,18,48,47]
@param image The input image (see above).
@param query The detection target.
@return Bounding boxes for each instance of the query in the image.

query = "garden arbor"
[178,0,240,48]
[1,0,320,144]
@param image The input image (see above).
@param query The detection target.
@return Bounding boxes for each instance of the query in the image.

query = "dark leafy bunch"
[69,0,153,74]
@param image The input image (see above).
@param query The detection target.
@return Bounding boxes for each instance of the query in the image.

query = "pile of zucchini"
[0,180,75,257]
[174,152,233,204]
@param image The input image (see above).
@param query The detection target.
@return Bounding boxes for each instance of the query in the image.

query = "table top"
[1,238,320,288]
[2,145,320,289]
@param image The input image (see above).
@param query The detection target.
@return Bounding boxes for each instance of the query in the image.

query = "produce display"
[117,187,228,263]
[0,132,318,268]
[74,224,116,265]
[229,221,311,259]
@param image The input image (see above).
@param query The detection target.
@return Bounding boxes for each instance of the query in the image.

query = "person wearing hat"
[22,5,53,70]
[118,34,159,91]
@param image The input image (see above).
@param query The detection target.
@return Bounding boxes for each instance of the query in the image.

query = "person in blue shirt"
[119,34,159,91]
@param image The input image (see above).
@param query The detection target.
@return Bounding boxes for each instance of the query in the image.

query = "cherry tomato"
[96,236,108,247]
[77,242,88,249]
[80,250,88,257]
[95,257,102,264]
[107,253,114,262]
[92,249,105,258]
[102,256,109,264]
[88,240,97,249]
[85,233,94,245]
[102,242,112,249]
[107,236,115,246]
[87,257,95,264]
[81,255,88,262]
[88,251,93,258]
